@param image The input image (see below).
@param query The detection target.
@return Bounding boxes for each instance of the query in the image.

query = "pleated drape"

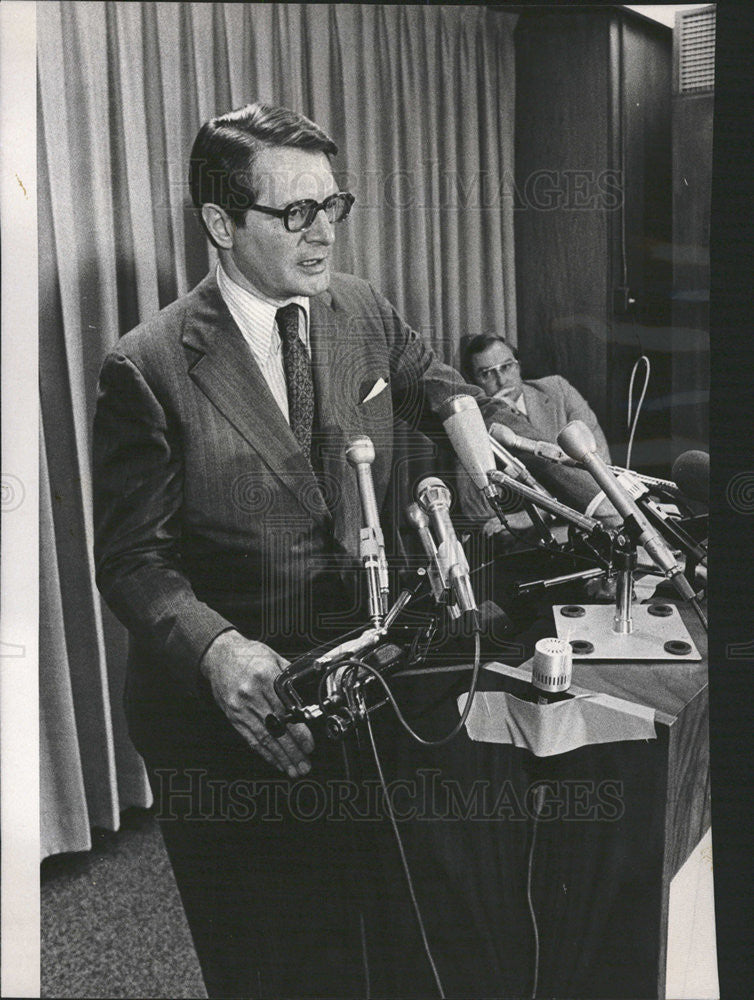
[38,2,517,858]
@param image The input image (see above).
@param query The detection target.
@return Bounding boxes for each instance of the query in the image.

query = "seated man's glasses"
[477,360,519,380]
[245,192,355,233]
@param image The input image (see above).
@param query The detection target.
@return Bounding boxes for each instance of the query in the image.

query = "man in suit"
[466,335,610,459]
[93,103,502,998]
[457,334,614,532]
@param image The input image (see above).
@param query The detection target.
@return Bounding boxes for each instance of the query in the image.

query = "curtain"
[38,1,517,858]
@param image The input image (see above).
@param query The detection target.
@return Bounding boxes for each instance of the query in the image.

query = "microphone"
[488,469,600,534]
[620,468,708,564]
[489,435,556,496]
[416,476,477,614]
[493,422,622,524]
[672,450,709,505]
[493,424,681,501]
[346,437,390,625]
[437,394,497,496]
[406,501,456,614]
[531,637,573,705]
[492,424,579,467]
[437,393,555,539]
[558,421,696,601]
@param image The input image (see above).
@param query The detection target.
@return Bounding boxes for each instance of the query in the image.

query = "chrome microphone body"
[406,501,455,613]
[488,469,600,534]
[489,435,556,497]
[346,437,390,625]
[416,476,477,614]
[491,423,579,467]
[557,421,696,601]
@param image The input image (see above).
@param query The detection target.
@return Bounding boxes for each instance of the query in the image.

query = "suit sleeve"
[367,284,504,425]
[92,352,233,695]
[555,376,612,463]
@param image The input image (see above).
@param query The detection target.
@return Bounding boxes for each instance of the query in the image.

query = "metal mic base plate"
[552,603,702,661]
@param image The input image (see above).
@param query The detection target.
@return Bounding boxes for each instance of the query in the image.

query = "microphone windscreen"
[345,436,375,466]
[671,450,709,504]
[557,420,597,461]
[416,475,447,503]
[438,394,495,490]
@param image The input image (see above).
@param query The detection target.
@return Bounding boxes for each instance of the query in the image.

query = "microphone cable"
[312,621,483,998]
[625,355,650,471]
[322,620,482,748]
[690,595,708,632]
[365,708,447,999]
[526,783,547,999]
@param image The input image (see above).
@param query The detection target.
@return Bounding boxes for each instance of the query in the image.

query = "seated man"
[457,334,613,534]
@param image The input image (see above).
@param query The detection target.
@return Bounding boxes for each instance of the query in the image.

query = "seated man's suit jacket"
[458,375,612,524]
[93,270,488,749]
[510,376,610,461]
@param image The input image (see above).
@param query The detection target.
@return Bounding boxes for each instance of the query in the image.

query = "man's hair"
[189,102,338,227]
[463,334,519,380]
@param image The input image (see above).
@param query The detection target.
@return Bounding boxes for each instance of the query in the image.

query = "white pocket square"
[361,377,389,403]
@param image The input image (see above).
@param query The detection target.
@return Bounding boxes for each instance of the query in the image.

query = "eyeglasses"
[245,192,355,233]
[476,360,519,380]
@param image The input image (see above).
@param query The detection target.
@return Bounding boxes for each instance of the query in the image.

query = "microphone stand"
[487,469,602,535]
[612,534,637,636]
[551,521,704,661]
[488,438,562,548]
[635,496,707,566]
[486,471,704,660]
[514,566,608,597]
[265,564,452,738]
[488,491,560,549]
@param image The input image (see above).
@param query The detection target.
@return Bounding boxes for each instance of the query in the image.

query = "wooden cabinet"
[513,9,674,474]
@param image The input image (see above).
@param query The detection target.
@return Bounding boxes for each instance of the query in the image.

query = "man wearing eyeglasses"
[467,335,527,409]
[459,334,612,533]
[92,102,502,998]
[466,335,609,452]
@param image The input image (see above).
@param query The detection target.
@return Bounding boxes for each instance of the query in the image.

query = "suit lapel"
[522,382,555,439]
[524,383,550,427]
[181,274,330,528]
[492,384,544,439]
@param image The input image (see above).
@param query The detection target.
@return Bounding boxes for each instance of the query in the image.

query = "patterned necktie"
[276,304,314,458]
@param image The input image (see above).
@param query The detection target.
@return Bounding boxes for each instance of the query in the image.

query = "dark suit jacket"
[93,270,490,741]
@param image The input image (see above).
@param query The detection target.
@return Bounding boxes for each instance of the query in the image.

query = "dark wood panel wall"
[513,10,677,474]
[671,87,713,454]
[514,13,611,424]
[612,15,673,472]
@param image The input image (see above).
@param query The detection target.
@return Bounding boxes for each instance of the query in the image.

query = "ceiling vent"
[677,6,716,93]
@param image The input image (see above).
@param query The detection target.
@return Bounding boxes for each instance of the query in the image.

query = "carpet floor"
[41,807,207,999]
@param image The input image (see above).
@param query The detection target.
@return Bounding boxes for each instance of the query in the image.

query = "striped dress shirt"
[216,263,310,425]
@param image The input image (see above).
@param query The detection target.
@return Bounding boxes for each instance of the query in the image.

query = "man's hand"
[200,630,314,778]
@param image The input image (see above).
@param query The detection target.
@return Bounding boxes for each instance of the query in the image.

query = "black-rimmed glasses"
[246,192,355,233]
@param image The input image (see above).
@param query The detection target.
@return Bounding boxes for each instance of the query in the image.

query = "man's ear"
[201,203,235,249]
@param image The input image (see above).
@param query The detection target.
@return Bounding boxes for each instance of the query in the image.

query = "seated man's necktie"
[276,304,314,458]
